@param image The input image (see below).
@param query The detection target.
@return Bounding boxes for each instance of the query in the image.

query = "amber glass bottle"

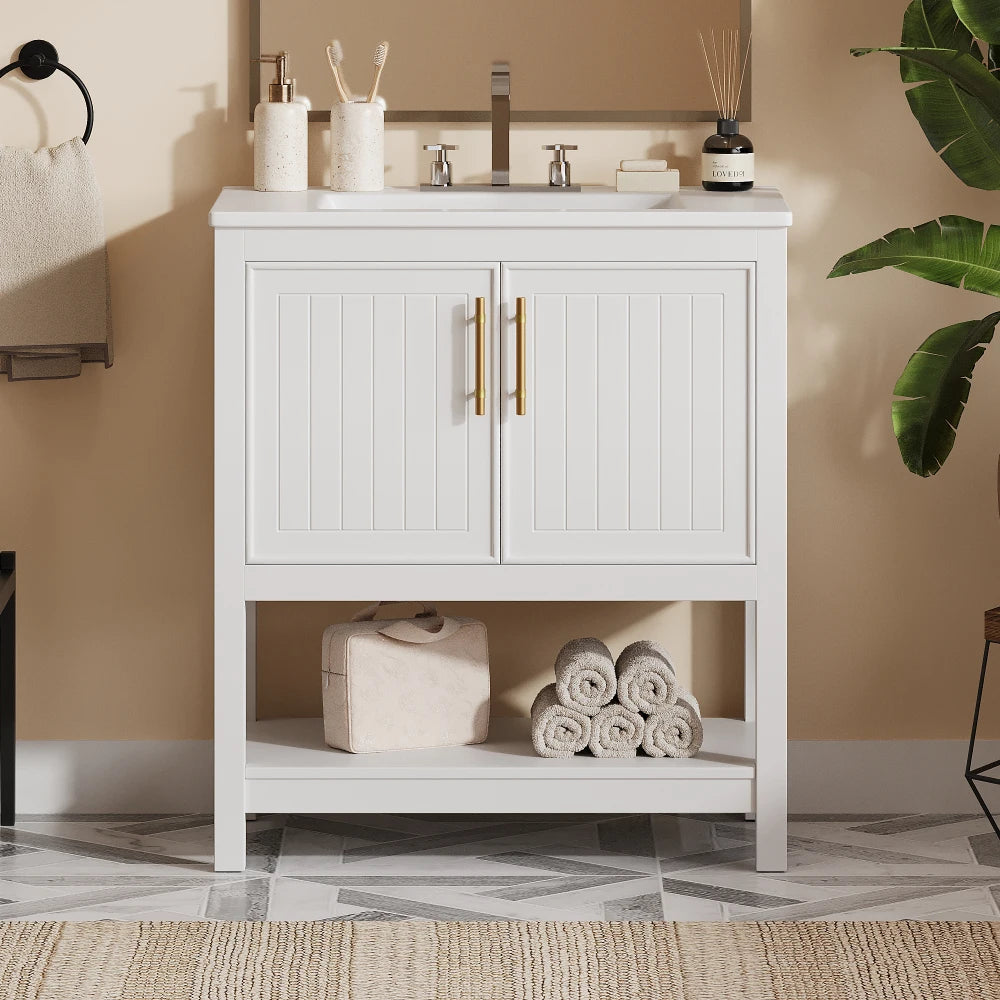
[702,118,754,192]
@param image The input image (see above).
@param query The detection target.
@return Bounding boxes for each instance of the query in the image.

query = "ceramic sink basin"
[314,187,676,211]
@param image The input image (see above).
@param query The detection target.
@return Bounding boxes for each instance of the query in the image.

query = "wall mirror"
[252,0,750,122]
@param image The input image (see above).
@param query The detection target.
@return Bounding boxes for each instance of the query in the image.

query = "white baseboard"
[12,738,999,816]
[16,740,213,814]
[788,739,998,814]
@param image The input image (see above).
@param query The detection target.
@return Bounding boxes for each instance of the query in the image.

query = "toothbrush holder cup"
[330,102,385,192]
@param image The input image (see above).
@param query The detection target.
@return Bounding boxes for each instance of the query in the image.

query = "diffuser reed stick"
[698,28,751,120]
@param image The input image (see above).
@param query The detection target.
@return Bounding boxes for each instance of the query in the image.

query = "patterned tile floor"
[1,813,999,921]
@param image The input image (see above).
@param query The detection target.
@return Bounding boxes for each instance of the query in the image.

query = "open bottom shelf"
[244,717,756,815]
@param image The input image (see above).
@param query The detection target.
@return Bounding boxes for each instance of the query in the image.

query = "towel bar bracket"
[0,39,94,144]
[17,39,58,80]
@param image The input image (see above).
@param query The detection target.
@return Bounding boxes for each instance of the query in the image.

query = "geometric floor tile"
[1,813,999,921]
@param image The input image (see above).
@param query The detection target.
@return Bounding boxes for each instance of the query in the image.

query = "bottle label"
[702,152,754,183]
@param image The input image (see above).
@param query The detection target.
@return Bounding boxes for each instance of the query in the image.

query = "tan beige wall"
[2,0,998,741]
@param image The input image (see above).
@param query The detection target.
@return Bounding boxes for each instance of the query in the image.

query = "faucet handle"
[544,144,578,187]
[423,144,457,187]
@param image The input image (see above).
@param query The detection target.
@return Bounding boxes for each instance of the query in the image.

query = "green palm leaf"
[892,312,1000,475]
[900,0,980,73]
[854,47,1000,117]
[855,4,1000,190]
[828,215,1000,295]
[952,0,1000,43]
[899,0,1000,189]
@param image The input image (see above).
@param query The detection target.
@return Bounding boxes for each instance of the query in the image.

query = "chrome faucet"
[491,63,510,187]
[419,62,580,190]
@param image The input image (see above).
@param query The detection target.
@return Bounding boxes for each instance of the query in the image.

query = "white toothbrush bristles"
[366,40,389,103]
[325,39,351,103]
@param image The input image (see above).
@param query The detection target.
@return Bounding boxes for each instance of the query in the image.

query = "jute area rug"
[2,920,999,999]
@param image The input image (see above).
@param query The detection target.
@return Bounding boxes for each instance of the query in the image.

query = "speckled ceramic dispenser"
[330,102,384,192]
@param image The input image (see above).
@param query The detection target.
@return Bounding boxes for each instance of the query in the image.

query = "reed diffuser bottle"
[698,29,753,192]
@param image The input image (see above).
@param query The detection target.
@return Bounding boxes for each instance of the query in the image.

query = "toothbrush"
[325,39,351,103]
[366,41,389,103]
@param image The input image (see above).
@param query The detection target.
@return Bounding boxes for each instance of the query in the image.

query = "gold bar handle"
[475,297,486,416]
[515,297,527,416]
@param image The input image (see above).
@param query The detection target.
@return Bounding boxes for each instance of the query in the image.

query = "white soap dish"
[616,169,680,193]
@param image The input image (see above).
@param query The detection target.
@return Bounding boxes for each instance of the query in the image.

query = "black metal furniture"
[0,40,94,144]
[0,553,14,826]
[967,607,1000,840]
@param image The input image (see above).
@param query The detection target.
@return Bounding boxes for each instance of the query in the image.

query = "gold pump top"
[260,51,294,103]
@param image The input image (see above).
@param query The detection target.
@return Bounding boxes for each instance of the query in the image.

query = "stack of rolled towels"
[530,638,704,759]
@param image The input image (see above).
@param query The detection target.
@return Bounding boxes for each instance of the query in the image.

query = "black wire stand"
[0,554,14,827]
[0,39,94,143]
[966,608,1000,840]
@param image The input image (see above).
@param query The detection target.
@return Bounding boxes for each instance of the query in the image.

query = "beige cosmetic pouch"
[322,602,490,753]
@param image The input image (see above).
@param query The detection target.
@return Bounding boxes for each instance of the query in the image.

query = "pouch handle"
[377,617,463,644]
[351,600,438,622]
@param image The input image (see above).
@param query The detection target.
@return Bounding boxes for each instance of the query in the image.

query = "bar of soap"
[616,169,680,192]
[619,159,668,172]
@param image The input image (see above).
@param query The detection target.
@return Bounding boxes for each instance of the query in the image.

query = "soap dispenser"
[253,51,308,192]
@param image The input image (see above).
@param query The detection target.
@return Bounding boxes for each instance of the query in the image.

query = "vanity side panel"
[753,227,788,871]
[214,228,247,870]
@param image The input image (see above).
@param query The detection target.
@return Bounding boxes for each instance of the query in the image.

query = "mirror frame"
[250,0,751,123]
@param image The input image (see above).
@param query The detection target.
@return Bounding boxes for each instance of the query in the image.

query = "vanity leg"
[246,601,257,824]
[246,601,257,725]
[744,600,756,822]
[214,596,247,872]
[754,592,787,873]
[0,588,14,827]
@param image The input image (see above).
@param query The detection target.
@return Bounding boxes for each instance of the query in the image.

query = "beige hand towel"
[641,692,704,759]
[587,702,644,758]
[0,138,112,381]
[530,683,591,758]
[615,639,679,715]
[553,637,617,717]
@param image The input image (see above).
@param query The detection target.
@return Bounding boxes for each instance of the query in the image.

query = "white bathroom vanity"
[210,185,791,872]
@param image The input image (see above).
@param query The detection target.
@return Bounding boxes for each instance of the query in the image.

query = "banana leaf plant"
[828,0,1000,475]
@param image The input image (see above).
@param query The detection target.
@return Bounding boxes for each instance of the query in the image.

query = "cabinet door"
[248,265,497,563]
[502,264,752,564]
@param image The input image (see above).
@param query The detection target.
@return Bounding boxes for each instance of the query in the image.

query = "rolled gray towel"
[641,692,704,758]
[615,640,679,715]
[530,684,591,758]
[554,638,617,717]
[587,703,644,758]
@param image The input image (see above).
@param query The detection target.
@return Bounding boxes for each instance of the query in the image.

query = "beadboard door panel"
[248,265,497,563]
[502,264,752,564]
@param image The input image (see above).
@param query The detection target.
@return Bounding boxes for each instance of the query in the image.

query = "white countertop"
[209,186,792,229]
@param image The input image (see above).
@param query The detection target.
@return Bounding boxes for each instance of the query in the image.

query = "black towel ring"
[0,40,94,144]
